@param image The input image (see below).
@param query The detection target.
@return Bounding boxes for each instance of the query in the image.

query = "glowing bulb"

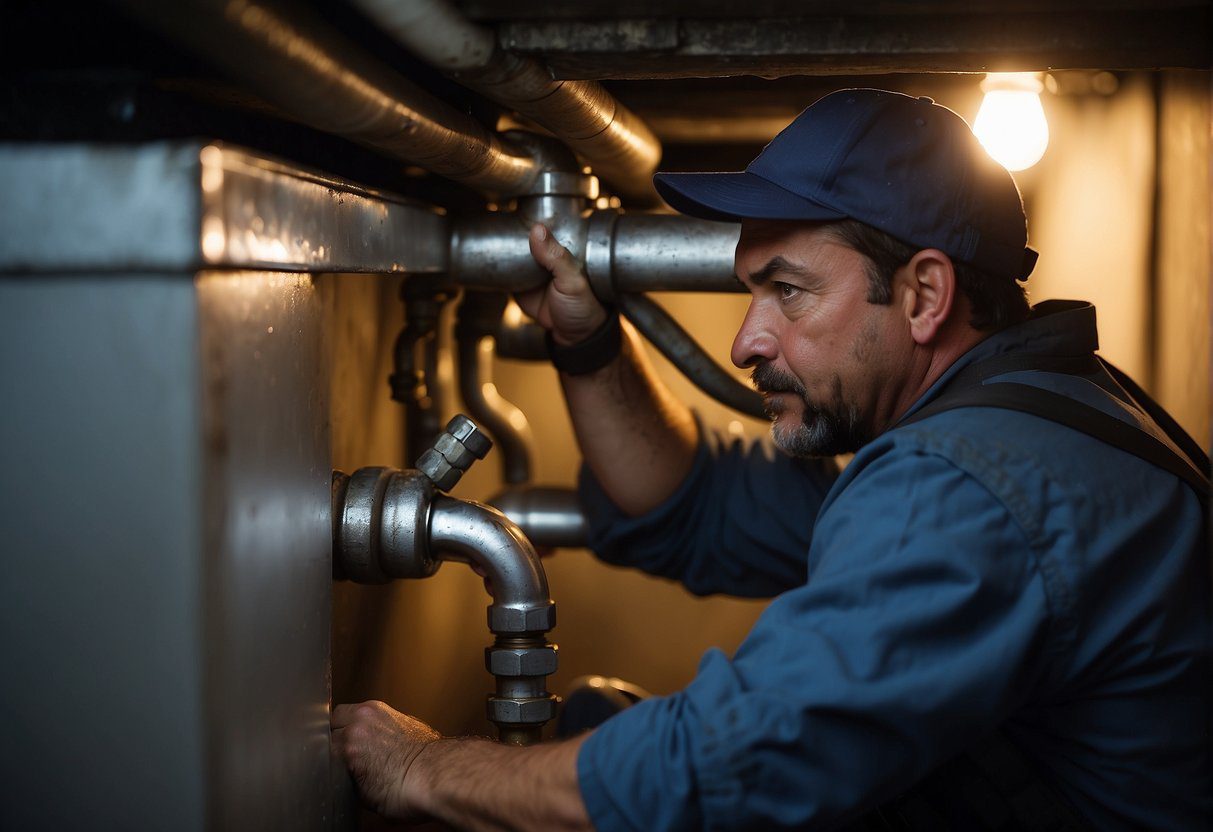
[973,73,1049,172]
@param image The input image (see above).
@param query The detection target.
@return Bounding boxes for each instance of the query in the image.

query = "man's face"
[731,221,912,457]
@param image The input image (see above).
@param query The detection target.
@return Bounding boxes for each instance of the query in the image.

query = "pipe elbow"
[428,495,553,632]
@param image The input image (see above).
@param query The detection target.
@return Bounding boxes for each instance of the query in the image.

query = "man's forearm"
[561,321,698,517]
[412,734,593,832]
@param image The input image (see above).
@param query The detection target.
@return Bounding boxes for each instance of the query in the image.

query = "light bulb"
[973,73,1049,172]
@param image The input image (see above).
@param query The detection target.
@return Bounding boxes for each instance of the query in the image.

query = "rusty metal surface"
[0,141,449,275]
[492,8,1211,79]
[460,0,1207,18]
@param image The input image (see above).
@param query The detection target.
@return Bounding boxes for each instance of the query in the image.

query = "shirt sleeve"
[578,423,839,598]
[576,442,1055,831]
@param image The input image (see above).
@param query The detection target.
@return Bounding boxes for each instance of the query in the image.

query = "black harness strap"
[898,354,1210,500]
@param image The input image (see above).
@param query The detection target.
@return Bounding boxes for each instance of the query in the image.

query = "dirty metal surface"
[491,8,1211,79]
[0,141,448,274]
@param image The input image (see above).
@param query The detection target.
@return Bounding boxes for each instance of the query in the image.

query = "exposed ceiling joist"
[477,7,1209,79]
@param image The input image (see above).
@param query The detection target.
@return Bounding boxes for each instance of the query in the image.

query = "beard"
[750,361,868,457]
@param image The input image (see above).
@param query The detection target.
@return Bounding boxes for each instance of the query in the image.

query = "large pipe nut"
[416,448,461,492]
[432,431,479,471]
[488,602,557,634]
[485,644,559,677]
[487,695,559,725]
[446,414,492,459]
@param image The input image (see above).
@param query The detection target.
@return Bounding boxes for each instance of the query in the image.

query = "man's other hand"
[331,700,440,821]
[518,224,608,345]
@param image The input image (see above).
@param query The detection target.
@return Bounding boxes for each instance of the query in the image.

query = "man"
[332,89,1211,830]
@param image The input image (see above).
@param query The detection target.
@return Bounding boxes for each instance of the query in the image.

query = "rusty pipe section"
[350,0,662,204]
[112,0,540,195]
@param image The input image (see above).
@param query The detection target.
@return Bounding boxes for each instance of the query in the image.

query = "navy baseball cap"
[654,88,1038,281]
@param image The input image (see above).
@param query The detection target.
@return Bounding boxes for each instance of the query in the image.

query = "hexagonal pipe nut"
[488,602,557,634]
[416,448,461,492]
[446,415,492,459]
[485,644,559,677]
[433,431,476,471]
[486,695,559,725]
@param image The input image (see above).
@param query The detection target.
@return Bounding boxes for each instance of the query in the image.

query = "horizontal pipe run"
[619,294,766,420]
[448,210,743,294]
[351,0,662,204]
[113,0,539,195]
[490,487,588,549]
[604,215,743,296]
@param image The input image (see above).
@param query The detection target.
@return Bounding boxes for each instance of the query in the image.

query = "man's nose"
[731,302,777,368]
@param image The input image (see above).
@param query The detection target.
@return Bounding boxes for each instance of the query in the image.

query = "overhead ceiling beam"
[488,8,1211,79]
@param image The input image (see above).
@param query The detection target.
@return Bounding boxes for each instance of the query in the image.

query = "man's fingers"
[332,700,386,728]
[528,224,584,288]
[528,223,564,272]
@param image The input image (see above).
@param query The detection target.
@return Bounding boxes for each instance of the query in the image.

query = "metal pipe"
[493,306,549,362]
[490,486,588,549]
[618,293,766,420]
[333,415,559,745]
[429,496,550,616]
[430,498,556,747]
[350,0,662,204]
[448,210,743,294]
[456,293,535,485]
[599,214,744,297]
[392,279,455,464]
[112,0,540,195]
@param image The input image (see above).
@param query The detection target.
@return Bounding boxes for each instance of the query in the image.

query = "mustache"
[750,362,806,397]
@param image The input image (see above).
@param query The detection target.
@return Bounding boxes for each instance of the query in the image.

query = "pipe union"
[487,695,559,725]
[485,644,559,676]
[488,602,557,634]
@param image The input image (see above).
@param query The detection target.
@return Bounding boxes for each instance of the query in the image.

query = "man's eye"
[775,282,802,302]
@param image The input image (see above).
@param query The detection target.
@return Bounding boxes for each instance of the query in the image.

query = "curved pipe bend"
[428,495,550,613]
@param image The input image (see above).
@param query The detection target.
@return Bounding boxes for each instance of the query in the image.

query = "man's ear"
[897,249,956,346]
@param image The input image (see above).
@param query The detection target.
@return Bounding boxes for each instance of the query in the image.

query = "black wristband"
[546,311,622,376]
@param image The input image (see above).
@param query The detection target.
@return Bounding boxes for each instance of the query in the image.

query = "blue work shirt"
[575,302,1210,831]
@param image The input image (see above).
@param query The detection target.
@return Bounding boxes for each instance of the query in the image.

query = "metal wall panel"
[0,275,209,830]
[197,271,337,831]
[0,143,369,830]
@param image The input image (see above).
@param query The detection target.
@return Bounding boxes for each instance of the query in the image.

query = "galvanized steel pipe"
[490,487,588,549]
[113,0,540,194]
[449,210,743,294]
[351,0,662,204]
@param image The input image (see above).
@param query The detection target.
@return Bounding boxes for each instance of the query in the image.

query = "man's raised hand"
[517,224,608,345]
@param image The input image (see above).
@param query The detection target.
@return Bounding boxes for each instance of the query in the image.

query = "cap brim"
[653,171,847,223]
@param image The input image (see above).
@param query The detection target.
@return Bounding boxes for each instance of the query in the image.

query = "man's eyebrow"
[747,256,814,287]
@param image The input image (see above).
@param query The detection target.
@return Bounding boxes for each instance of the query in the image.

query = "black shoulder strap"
[898,354,1210,501]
